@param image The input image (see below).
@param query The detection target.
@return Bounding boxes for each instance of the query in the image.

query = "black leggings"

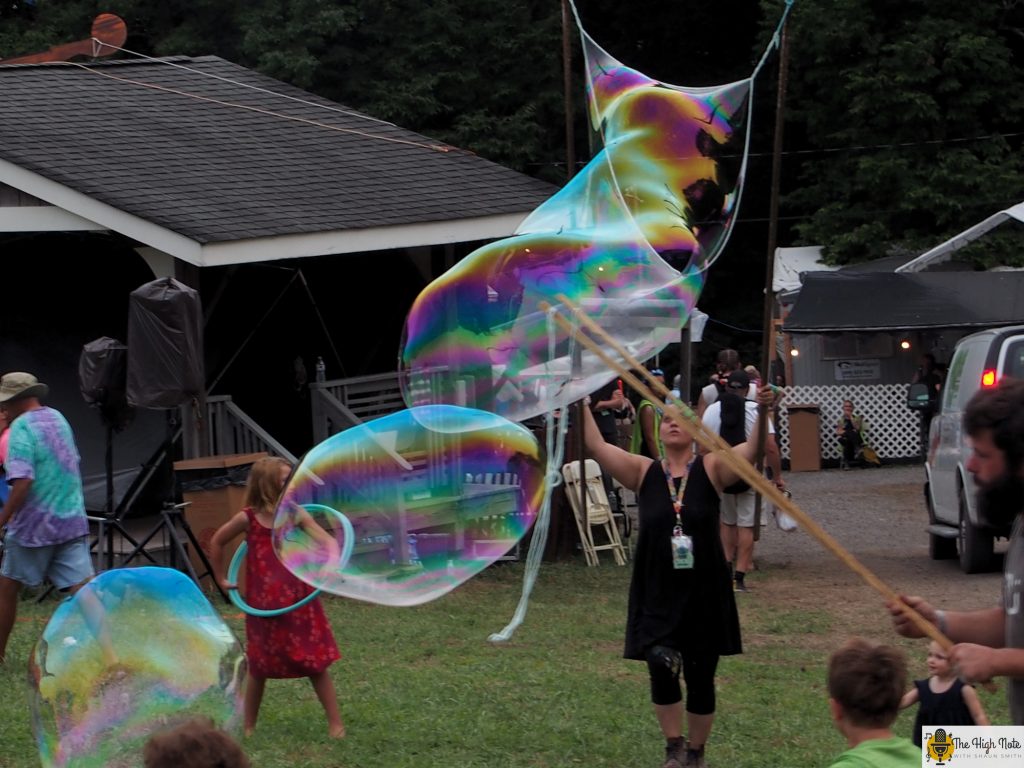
[645,646,720,714]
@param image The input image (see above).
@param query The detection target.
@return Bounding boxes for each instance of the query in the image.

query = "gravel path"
[753,463,1002,607]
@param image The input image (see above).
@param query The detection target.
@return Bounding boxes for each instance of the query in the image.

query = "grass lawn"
[0,559,1011,767]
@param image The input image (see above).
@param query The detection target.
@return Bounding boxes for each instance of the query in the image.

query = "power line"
[526,130,1024,170]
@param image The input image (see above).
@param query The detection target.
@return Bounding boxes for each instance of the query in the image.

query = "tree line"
[3,0,1023,266]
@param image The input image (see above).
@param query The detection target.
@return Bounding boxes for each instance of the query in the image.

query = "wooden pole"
[561,0,577,182]
[754,20,791,540]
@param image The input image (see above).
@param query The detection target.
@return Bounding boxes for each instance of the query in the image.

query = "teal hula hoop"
[227,503,355,618]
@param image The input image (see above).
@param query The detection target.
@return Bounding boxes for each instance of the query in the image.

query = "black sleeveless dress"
[911,678,976,746]
[624,456,742,660]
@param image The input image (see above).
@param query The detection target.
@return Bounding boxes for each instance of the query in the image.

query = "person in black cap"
[700,369,784,592]
[696,349,747,418]
[0,372,93,663]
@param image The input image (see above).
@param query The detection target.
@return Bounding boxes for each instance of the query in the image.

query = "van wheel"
[959,487,994,573]
[926,484,957,560]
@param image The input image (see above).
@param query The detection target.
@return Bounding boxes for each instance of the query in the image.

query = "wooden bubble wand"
[545,293,977,663]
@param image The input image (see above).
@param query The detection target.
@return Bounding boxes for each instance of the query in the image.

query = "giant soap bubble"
[399,26,750,422]
[29,567,245,768]
[273,405,544,606]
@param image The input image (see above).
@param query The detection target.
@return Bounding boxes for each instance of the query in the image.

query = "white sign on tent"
[834,359,880,382]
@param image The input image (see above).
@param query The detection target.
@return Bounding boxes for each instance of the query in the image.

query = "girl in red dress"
[211,456,345,738]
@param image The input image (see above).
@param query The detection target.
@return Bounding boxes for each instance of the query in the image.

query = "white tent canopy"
[772,245,837,293]
[896,202,1024,273]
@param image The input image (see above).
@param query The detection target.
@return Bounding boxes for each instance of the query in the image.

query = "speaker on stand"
[120,277,225,600]
[78,336,147,572]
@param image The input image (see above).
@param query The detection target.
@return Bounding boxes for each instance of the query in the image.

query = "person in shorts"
[0,372,94,663]
[701,370,784,592]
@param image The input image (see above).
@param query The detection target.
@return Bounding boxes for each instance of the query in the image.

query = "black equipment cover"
[126,277,204,409]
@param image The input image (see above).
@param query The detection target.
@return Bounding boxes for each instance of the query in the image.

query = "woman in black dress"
[582,386,772,768]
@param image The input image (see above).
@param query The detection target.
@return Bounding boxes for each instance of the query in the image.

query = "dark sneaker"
[733,578,748,593]
[684,745,707,767]
[663,737,686,768]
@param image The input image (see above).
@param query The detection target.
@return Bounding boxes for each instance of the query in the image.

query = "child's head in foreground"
[143,717,250,768]
[827,637,907,728]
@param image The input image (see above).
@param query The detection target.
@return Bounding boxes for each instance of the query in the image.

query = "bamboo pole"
[544,294,966,656]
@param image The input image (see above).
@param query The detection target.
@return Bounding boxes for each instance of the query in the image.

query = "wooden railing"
[310,371,406,442]
[200,395,297,462]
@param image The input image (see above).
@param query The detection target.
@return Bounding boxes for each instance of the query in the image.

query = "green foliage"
[0,0,95,60]
[764,0,1024,264]
[4,1,1023,265]
[1,1,566,179]
[267,0,566,177]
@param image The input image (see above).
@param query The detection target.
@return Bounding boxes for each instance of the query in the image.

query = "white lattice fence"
[776,384,922,464]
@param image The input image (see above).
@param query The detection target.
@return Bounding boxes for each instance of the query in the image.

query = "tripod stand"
[119,499,228,602]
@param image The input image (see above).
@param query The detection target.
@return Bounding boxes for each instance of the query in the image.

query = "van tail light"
[981,369,998,387]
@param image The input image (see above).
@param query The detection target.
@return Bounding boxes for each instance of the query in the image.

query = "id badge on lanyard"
[671,525,694,570]
[664,459,694,570]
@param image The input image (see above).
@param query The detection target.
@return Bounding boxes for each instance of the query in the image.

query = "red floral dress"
[243,507,340,678]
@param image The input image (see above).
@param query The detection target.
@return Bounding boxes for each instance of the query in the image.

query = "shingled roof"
[0,55,559,266]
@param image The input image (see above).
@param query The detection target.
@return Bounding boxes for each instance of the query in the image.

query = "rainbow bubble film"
[399,23,750,422]
[274,406,544,607]
[28,568,245,768]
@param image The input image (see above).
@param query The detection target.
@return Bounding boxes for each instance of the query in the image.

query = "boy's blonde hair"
[243,456,292,514]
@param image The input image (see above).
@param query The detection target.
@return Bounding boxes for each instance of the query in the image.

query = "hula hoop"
[227,503,354,618]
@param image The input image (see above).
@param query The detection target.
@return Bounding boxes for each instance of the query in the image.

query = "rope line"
[64,57,453,154]
[91,39,396,127]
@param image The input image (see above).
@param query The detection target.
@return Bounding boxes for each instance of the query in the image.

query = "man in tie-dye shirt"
[0,372,92,663]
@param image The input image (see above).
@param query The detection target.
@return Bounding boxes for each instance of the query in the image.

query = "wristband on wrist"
[935,609,948,636]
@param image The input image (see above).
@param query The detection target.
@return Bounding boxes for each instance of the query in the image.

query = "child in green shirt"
[827,638,920,767]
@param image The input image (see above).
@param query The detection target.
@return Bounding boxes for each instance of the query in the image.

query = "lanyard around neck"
[662,457,694,526]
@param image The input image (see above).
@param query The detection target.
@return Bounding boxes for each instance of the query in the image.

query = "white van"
[925,324,1024,573]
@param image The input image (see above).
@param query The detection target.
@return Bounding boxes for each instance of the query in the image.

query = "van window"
[944,337,990,412]
[943,344,969,411]
[1000,337,1024,380]
[960,339,992,410]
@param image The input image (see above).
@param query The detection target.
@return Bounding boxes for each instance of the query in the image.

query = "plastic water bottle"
[407,534,421,565]
[315,356,326,383]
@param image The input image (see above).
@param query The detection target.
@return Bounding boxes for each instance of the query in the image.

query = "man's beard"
[976,470,1024,529]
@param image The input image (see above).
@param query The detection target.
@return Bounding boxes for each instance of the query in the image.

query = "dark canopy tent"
[782,271,1024,333]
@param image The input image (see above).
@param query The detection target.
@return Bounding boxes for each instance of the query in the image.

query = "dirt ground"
[740,463,1004,646]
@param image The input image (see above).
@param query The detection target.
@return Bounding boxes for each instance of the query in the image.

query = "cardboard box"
[174,452,268,592]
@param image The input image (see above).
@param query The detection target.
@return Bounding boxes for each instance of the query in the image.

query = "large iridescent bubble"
[29,567,245,768]
[273,405,544,606]
[399,26,750,422]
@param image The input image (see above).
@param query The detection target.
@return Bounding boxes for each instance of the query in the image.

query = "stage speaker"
[80,336,127,405]
[126,277,204,409]
[80,336,133,430]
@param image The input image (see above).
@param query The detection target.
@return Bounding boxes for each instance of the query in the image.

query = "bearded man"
[890,377,1024,724]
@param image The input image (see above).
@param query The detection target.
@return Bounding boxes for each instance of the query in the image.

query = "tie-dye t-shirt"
[4,406,88,546]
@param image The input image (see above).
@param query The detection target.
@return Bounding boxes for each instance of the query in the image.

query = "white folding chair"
[561,459,628,566]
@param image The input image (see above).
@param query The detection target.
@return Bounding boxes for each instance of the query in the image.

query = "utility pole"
[561,0,576,182]
[754,20,791,538]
